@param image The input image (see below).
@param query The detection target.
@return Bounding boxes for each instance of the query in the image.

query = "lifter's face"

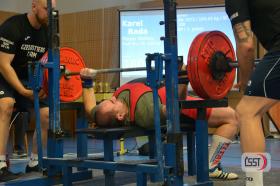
[32,0,56,26]
[99,97,128,121]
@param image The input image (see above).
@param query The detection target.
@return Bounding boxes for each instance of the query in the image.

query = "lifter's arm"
[232,20,255,91]
[82,88,96,120]
[80,68,97,120]
[0,51,33,98]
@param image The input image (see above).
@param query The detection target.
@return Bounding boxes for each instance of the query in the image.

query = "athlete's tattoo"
[233,22,253,43]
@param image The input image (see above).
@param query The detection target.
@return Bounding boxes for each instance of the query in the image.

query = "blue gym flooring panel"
[4,137,280,186]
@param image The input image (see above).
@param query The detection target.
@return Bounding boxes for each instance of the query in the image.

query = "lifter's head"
[29,0,57,27]
[94,97,128,127]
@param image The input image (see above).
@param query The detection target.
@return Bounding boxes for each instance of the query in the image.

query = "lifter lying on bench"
[79,66,239,180]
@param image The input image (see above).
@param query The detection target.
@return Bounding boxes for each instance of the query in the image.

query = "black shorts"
[245,51,280,100]
[0,74,48,110]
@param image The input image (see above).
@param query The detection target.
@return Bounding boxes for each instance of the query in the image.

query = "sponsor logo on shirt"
[0,37,14,50]
[247,80,252,87]
[230,12,239,21]
[20,44,46,59]
[24,36,31,41]
[21,44,45,53]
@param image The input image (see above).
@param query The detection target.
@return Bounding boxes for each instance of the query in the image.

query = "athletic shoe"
[12,151,27,159]
[0,167,21,182]
[209,164,238,180]
[25,164,40,173]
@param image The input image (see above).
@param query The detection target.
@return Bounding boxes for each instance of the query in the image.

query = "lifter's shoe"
[209,164,238,180]
[12,151,27,159]
[25,164,40,173]
[0,167,21,182]
[26,164,48,176]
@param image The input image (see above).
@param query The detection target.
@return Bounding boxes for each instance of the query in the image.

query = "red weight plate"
[188,31,236,99]
[190,31,221,98]
[193,32,210,98]
[187,36,199,95]
[41,47,86,102]
[197,31,236,99]
[187,33,200,96]
[187,32,209,98]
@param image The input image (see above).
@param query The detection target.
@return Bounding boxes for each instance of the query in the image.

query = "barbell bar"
[65,67,149,77]
[62,58,260,79]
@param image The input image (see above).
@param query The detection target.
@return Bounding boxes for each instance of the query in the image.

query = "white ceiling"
[0,0,154,14]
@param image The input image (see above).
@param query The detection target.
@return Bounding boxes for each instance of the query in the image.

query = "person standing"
[225,0,280,185]
[0,0,56,182]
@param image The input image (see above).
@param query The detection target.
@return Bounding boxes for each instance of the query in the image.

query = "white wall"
[0,0,153,14]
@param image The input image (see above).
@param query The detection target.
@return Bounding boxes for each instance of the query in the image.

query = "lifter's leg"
[13,112,28,157]
[236,96,278,186]
[27,107,49,172]
[0,98,15,166]
[208,106,239,139]
[207,106,239,180]
[0,98,20,182]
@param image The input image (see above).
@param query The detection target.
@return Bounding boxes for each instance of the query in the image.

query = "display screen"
[119,6,235,85]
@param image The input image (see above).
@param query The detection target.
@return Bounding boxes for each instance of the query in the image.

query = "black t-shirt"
[0,13,48,80]
[225,0,280,52]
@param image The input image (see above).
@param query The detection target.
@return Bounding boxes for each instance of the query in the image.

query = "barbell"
[41,31,264,101]
[65,67,148,77]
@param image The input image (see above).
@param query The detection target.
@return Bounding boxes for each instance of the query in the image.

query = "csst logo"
[241,153,271,172]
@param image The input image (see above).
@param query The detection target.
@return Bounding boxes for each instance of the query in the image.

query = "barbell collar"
[229,59,260,68]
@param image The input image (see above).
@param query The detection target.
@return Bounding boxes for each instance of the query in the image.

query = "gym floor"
[5,135,280,186]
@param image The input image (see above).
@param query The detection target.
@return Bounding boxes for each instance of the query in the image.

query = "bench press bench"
[40,99,227,186]
[76,115,197,184]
